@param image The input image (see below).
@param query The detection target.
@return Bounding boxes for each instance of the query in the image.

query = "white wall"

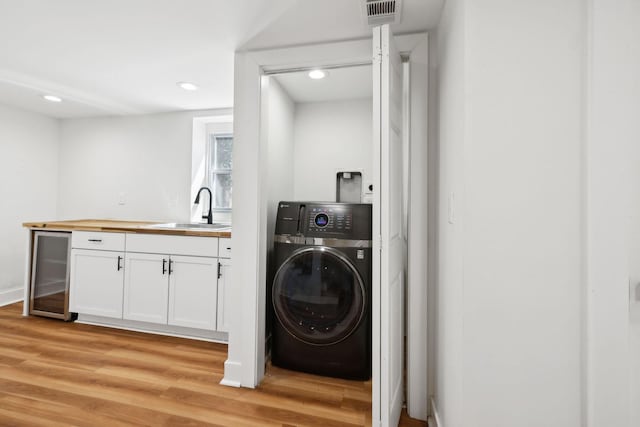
[224,51,264,388]
[58,109,222,222]
[435,1,584,426]
[465,1,584,424]
[292,98,372,202]
[265,77,295,256]
[433,0,466,424]
[0,104,59,300]
[587,1,640,426]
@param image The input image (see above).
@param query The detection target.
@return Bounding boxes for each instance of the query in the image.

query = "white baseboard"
[0,287,23,307]
[429,397,442,427]
[77,314,228,343]
[221,359,243,387]
[219,377,242,387]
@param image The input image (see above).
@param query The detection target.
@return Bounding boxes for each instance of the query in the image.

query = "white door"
[70,249,124,318]
[372,24,404,427]
[168,255,218,330]
[123,252,169,324]
[216,258,232,332]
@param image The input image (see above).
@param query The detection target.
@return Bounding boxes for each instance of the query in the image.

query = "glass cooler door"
[30,231,72,320]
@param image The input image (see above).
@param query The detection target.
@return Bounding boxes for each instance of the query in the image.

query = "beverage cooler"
[29,231,76,321]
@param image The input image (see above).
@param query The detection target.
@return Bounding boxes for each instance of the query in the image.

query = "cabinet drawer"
[126,233,218,257]
[218,238,231,258]
[72,231,125,251]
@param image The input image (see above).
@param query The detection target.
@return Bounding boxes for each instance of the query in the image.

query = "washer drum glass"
[272,246,366,346]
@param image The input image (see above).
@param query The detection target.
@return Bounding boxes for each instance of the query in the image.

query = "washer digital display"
[314,213,329,227]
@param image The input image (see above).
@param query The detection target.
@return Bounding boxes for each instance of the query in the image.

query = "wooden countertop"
[22,219,231,238]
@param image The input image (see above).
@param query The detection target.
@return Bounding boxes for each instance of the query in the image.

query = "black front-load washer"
[270,201,372,380]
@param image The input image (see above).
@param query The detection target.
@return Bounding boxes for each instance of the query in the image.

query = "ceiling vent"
[361,0,403,26]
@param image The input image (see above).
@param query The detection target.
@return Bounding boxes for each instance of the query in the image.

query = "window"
[191,114,232,224]
[206,132,233,210]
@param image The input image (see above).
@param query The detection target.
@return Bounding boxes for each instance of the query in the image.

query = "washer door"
[272,246,366,346]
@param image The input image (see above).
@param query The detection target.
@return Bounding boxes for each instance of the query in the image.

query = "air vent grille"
[368,0,395,16]
[362,0,402,26]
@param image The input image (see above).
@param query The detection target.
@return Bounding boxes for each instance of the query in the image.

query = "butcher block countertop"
[22,219,232,238]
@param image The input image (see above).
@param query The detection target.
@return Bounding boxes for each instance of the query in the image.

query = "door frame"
[222,33,427,420]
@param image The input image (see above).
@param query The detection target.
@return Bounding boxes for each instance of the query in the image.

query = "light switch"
[118,192,126,205]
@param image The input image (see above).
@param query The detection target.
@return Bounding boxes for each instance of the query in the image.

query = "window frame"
[205,131,233,212]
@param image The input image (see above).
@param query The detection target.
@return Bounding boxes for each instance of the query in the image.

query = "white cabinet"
[124,234,220,331]
[124,252,218,329]
[123,252,168,324]
[126,233,218,257]
[218,237,232,259]
[168,255,218,330]
[72,231,125,252]
[70,249,124,318]
[69,232,125,319]
[216,257,232,333]
[69,230,229,338]
[216,237,232,333]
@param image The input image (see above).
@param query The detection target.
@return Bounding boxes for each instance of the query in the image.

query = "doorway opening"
[261,63,375,383]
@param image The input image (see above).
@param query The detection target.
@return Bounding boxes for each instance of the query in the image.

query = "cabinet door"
[217,258,232,333]
[218,238,231,259]
[70,249,124,318]
[123,252,168,324]
[31,232,71,319]
[168,255,218,330]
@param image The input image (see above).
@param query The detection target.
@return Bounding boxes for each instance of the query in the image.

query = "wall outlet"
[118,192,126,205]
[364,182,374,194]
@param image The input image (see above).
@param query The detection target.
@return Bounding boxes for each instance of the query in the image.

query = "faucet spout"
[194,187,213,224]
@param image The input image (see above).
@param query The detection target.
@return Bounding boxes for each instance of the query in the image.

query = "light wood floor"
[0,303,425,427]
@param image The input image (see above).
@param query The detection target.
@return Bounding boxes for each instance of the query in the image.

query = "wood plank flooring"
[0,303,425,427]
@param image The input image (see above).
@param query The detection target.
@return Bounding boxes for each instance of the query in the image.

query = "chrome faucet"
[194,187,213,224]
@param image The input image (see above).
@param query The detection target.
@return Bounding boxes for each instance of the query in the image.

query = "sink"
[172,223,231,230]
[144,222,231,231]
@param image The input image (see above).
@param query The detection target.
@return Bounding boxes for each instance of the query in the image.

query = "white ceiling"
[273,65,372,104]
[242,0,444,50]
[0,0,444,119]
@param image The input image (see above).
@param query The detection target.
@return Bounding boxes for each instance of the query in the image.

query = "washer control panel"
[308,206,353,233]
[276,201,372,240]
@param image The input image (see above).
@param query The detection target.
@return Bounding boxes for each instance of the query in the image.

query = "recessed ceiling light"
[42,95,62,103]
[177,81,199,91]
[308,70,327,80]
